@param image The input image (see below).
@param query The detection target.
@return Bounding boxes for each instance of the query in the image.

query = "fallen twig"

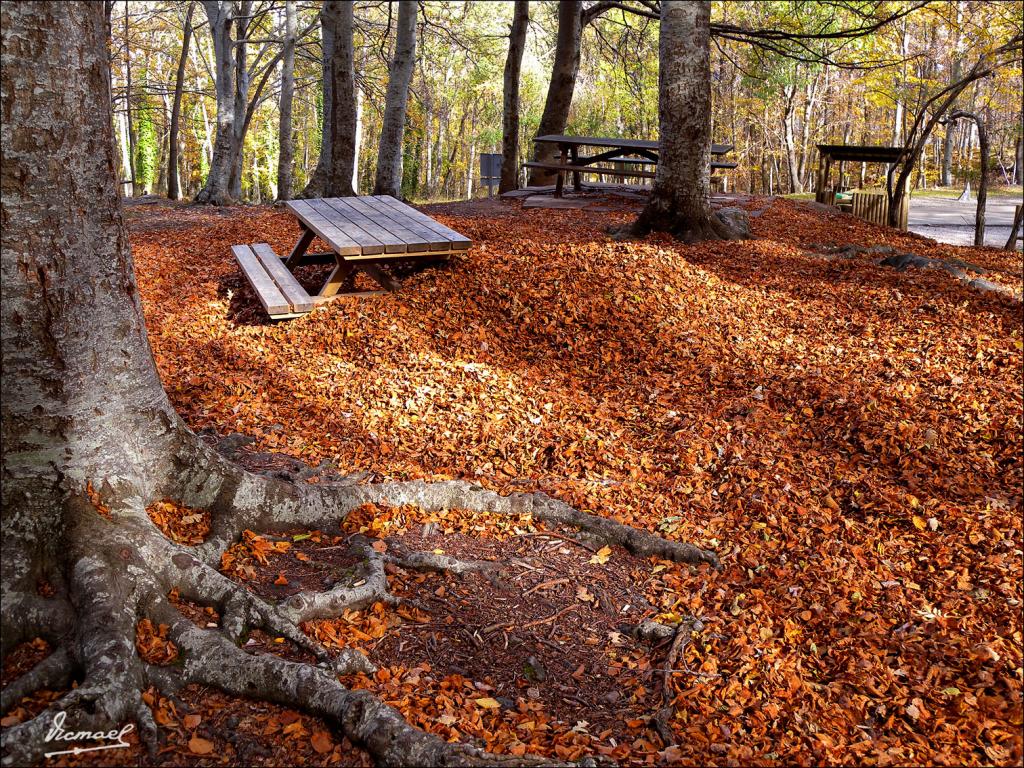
[523,578,570,596]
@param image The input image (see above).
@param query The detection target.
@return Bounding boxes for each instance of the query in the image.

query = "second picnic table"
[525,134,736,197]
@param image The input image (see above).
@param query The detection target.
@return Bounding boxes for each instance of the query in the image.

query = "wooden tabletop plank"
[305,199,385,255]
[372,196,471,250]
[319,197,408,253]
[534,134,733,155]
[330,196,432,252]
[351,197,449,252]
[285,200,362,256]
[251,243,313,312]
[348,196,442,251]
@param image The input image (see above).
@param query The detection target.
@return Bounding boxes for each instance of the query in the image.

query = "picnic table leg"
[318,261,355,297]
[285,226,316,267]
[570,146,582,192]
[316,258,396,299]
[358,263,401,292]
[554,146,568,198]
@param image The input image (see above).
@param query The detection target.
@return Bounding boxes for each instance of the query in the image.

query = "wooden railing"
[850,191,908,230]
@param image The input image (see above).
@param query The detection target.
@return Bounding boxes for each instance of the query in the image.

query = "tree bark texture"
[499,0,529,194]
[527,0,581,185]
[226,2,252,200]
[194,1,239,204]
[326,0,357,198]
[632,1,744,242]
[167,2,194,200]
[373,0,417,197]
[276,0,296,201]
[299,1,337,199]
[123,3,138,196]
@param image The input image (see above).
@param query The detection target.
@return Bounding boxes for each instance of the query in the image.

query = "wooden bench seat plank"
[286,200,363,257]
[337,196,438,252]
[525,160,736,174]
[523,161,655,179]
[305,199,385,255]
[250,243,313,312]
[320,197,410,253]
[372,196,471,250]
[231,245,292,317]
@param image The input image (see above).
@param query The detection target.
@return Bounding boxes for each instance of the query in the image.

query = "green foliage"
[107,0,1022,201]
[133,95,159,192]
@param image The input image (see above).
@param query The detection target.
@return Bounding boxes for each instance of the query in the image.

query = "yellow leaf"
[475,697,501,709]
[589,545,612,565]
[912,515,927,530]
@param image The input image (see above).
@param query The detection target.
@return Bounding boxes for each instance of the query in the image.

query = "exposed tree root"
[278,541,396,625]
[620,199,751,243]
[3,434,715,766]
[0,648,71,716]
[806,243,1022,302]
[385,549,498,576]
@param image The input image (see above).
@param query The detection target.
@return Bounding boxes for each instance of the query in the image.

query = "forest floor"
[4,194,1022,766]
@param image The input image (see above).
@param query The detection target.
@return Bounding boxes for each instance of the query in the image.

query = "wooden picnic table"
[231,195,470,319]
[526,134,737,197]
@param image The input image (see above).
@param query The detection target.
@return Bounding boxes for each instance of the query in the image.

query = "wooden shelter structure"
[815,144,910,230]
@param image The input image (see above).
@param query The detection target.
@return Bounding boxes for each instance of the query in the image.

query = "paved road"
[907,196,1021,249]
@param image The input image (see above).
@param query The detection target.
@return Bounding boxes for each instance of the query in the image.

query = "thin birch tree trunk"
[276,0,296,200]
[373,0,417,197]
[499,0,529,193]
[226,1,252,201]
[194,0,238,204]
[299,2,336,198]
[352,45,364,194]
[168,1,194,199]
[124,3,138,197]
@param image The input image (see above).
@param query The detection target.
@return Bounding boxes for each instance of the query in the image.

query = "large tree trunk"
[325,0,357,197]
[276,0,296,201]
[373,0,417,197]
[194,1,238,204]
[298,1,337,199]
[527,0,581,185]
[1,7,719,765]
[499,0,529,194]
[167,1,194,200]
[630,1,746,242]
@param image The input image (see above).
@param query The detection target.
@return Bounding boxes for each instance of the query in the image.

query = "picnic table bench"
[232,195,470,319]
[525,135,737,197]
